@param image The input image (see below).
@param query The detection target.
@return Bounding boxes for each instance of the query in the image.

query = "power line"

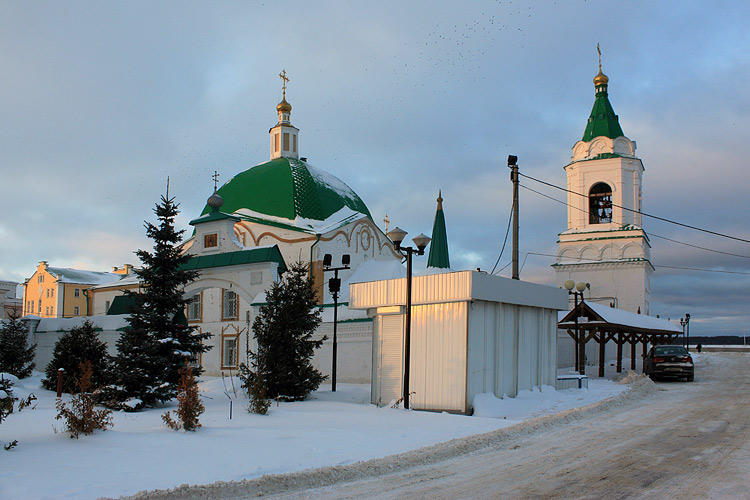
[518,171,750,245]
[519,184,750,260]
[491,202,514,274]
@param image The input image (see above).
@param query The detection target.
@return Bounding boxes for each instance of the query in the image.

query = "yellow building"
[22,262,128,318]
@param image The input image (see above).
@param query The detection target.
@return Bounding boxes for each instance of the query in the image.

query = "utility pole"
[509,155,519,280]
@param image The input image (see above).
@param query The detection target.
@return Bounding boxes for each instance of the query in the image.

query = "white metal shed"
[349,270,568,413]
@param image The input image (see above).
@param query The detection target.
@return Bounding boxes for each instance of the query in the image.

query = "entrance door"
[379,314,404,405]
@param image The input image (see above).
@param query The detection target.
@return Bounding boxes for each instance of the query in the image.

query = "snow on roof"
[559,301,681,333]
[33,314,130,333]
[47,267,122,285]
[234,206,366,234]
[91,274,141,290]
[420,266,456,276]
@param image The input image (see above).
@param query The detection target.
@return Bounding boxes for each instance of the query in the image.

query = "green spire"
[427,191,450,269]
[581,66,624,142]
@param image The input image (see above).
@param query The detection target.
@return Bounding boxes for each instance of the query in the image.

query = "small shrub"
[0,310,36,378]
[55,361,113,439]
[162,365,204,431]
[17,393,37,412]
[0,377,15,424]
[43,320,110,394]
[244,368,270,415]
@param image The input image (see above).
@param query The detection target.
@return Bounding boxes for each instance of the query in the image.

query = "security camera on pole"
[322,253,350,392]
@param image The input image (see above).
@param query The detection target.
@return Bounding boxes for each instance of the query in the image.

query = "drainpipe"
[309,234,321,299]
[82,288,90,316]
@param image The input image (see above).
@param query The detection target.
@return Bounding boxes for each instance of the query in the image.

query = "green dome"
[200,157,371,224]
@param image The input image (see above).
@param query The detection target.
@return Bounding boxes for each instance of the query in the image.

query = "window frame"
[221,334,239,369]
[221,289,239,321]
[186,292,203,323]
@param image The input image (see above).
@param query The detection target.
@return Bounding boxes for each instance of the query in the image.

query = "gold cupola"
[270,69,300,160]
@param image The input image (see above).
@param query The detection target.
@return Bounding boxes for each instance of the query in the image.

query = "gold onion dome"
[593,69,609,87]
[277,98,292,113]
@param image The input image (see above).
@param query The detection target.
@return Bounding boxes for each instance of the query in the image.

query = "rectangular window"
[51,288,54,298]
[222,335,238,368]
[204,233,218,248]
[46,289,50,298]
[222,290,238,320]
[283,133,290,151]
[45,306,49,315]
[74,288,80,298]
[74,306,80,316]
[37,301,41,314]
[187,293,202,322]
[50,306,54,316]
[293,134,297,153]
[274,133,279,152]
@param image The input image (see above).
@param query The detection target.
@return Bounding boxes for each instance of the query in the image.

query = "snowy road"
[129,353,750,499]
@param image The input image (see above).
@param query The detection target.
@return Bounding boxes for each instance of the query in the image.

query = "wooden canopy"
[558,301,683,377]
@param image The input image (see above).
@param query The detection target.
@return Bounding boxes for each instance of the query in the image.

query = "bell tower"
[554,51,653,314]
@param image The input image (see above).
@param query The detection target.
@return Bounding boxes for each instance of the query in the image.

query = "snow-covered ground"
[1,371,629,500]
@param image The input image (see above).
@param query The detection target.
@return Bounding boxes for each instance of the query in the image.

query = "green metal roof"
[107,295,136,315]
[582,81,624,142]
[427,196,450,269]
[199,157,371,222]
[181,245,287,274]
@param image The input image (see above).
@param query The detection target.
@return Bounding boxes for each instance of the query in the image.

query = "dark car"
[644,345,694,381]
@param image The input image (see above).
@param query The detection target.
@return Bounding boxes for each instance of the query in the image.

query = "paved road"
[131,353,750,500]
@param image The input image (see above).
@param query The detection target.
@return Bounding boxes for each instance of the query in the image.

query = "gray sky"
[2,1,749,337]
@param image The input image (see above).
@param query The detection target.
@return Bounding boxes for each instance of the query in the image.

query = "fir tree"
[42,320,109,394]
[0,309,36,378]
[240,261,326,401]
[108,190,211,410]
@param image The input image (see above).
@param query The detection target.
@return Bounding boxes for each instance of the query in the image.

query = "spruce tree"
[0,309,36,378]
[42,320,109,393]
[241,261,326,401]
[108,190,211,410]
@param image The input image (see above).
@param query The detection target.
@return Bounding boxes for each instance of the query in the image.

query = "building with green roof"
[554,55,653,321]
[179,73,402,378]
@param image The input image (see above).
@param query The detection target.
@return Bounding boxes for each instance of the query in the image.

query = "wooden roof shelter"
[558,301,683,377]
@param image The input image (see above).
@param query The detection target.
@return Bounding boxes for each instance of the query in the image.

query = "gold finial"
[437,190,443,210]
[383,214,390,233]
[279,69,289,100]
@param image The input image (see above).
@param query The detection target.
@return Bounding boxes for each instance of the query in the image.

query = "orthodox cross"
[279,69,289,99]
[383,214,390,233]
[597,43,602,72]
[212,170,220,191]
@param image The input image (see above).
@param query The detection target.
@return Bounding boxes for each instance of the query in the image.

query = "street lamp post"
[323,253,350,392]
[387,227,431,410]
[564,280,589,375]
[680,316,687,347]
[684,313,691,352]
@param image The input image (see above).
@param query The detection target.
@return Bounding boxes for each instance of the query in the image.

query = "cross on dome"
[279,69,289,100]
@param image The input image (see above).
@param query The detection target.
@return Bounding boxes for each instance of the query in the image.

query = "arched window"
[589,182,612,224]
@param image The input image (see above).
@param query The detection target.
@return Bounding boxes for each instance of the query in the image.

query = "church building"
[553,59,652,316]
[180,72,403,378]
